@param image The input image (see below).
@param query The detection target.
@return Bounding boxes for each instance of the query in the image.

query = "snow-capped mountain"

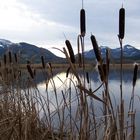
[0,39,13,48]
[84,45,140,62]
[0,39,64,63]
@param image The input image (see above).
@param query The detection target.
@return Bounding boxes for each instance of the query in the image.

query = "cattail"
[80,9,86,37]
[65,40,75,63]
[78,53,82,67]
[133,64,138,87]
[119,7,125,39]
[14,53,17,63]
[86,72,89,83]
[66,67,70,78]
[90,35,102,62]
[48,62,53,74]
[106,48,110,74]
[41,56,45,68]
[27,60,30,64]
[102,64,107,79]
[27,64,34,79]
[34,69,36,77]
[18,70,21,77]
[3,54,6,65]
[9,51,12,63]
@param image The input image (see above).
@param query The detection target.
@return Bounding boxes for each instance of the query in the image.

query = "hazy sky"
[0,0,139,56]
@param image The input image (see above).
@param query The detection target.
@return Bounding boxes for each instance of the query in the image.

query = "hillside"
[0,39,64,64]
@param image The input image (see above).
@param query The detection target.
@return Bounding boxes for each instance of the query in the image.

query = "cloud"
[0,0,140,56]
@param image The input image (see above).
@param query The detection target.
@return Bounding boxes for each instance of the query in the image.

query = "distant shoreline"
[18,63,139,70]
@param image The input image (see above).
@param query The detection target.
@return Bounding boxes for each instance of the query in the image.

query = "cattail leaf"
[80,9,86,37]
[119,7,125,39]
[77,85,105,103]
[65,40,75,63]
[48,62,53,74]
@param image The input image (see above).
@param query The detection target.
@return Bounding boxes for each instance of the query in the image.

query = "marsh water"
[35,68,140,139]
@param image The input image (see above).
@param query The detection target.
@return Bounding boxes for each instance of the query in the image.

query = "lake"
[35,67,140,140]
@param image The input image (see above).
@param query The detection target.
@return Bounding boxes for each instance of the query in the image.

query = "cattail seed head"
[27,60,30,64]
[14,53,17,63]
[27,64,34,79]
[34,69,36,77]
[119,7,125,39]
[90,35,102,62]
[106,48,110,74]
[4,54,6,65]
[65,40,75,63]
[80,9,86,37]
[133,64,138,87]
[86,72,89,83]
[66,67,70,78]
[41,56,45,68]
[78,53,82,67]
[9,51,12,63]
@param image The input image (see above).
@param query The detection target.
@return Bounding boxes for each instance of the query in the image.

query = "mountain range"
[0,39,140,64]
[0,39,64,63]
[84,45,140,63]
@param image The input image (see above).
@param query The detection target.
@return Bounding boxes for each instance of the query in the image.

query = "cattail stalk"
[98,65,104,82]
[118,6,125,140]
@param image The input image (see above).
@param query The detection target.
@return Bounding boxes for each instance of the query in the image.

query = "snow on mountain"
[0,39,13,48]
[0,39,64,63]
[84,45,140,61]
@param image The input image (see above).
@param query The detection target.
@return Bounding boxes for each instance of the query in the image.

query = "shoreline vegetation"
[18,63,140,70]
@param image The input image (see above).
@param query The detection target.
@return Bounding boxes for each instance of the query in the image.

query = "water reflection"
[36,68,140,139]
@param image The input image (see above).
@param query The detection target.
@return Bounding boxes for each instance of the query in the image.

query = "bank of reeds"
[0,3,138,140]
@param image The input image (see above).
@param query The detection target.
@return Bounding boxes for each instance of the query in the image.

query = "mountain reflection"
[35,68,139,85]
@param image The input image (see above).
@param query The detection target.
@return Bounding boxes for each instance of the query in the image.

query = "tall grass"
[0,3,138,140]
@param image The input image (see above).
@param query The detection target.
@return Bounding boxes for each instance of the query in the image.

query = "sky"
[0,0,140,57]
